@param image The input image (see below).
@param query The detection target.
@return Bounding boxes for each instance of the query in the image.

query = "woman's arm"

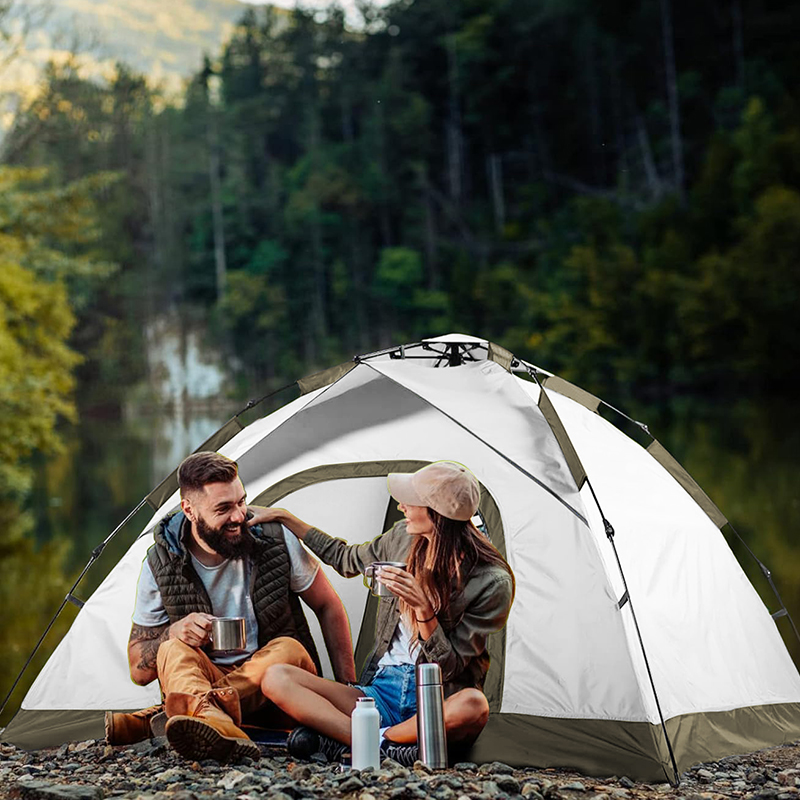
[377,563,514,682]
[248,506,407,578]
[421,572,514,683]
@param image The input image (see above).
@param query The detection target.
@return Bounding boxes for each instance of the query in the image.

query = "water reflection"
[2,395,799,728]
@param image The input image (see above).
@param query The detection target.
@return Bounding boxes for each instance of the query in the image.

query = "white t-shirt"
[132,525,319,665]
[378,619,416,667]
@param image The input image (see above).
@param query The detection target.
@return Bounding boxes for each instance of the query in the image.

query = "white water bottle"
[351,696,380,771]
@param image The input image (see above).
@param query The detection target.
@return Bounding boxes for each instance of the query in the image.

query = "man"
[108,451,355,762]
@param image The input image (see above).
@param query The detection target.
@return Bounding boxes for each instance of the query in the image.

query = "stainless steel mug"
[210,617,247,654]
[363,562,407,597]
[416,662,448,768]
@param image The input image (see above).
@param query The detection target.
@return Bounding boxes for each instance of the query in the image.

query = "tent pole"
[0,496,150,721]
[527,366,681,784]
[585,479,682,787]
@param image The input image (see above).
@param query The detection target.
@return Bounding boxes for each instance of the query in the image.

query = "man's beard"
[195,515,254,559]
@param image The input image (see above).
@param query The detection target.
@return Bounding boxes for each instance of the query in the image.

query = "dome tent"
[3,333,800,783]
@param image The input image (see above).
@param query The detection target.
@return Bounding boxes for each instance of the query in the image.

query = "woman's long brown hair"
[400,509,515,640]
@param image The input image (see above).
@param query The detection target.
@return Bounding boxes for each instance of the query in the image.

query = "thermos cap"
[416,662,442,685]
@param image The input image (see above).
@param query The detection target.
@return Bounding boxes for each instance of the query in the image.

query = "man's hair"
[177,451,239,496]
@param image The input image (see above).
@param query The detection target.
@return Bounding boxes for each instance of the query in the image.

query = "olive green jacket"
[303,520,514,697]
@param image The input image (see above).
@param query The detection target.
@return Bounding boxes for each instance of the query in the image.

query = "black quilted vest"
[146,511,321,673]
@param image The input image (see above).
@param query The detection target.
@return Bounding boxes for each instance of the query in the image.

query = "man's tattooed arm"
[127,623,170,685]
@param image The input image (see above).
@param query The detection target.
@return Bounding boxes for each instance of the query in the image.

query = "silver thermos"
[416,662,448,768]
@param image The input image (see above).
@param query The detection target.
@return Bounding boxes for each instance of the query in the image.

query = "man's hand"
[168,612,214,647]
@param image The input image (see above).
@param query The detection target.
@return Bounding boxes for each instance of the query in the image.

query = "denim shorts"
[355,664,417,727]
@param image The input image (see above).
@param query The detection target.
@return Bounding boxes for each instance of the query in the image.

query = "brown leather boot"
[164,688,260,762]
[105,705,167,745]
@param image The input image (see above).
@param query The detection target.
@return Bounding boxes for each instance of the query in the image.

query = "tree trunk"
[636,113,662,200]
[445,32,463,205]
[419,164,439,288]
[487,153,505,234]
[207,109,227,301]
[659,0,685,200]
[732,0,745,90]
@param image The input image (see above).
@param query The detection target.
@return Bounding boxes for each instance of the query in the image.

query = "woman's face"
[398,502,434,537]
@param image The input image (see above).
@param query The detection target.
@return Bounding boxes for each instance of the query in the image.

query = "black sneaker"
[380,740,420,767]
[286,725,347,763]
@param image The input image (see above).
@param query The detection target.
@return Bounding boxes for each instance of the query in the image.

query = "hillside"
[1,0,266,119]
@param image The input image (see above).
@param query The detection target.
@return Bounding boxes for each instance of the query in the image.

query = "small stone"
[291,764,312,781]
[454,763,477,772]
[618,778,635,789]
[360,794,379,800]
[563,783,587,792]
[521,788,544,800]
[218,770,250,791]
[73,741,95,753]
[779,772,800,786]
[17,781,105,800]
[496,775,521,794]
[339,776,365,793]
[479,761,514,775]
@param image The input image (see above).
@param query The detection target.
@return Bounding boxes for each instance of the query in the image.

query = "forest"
[2,0,800,721]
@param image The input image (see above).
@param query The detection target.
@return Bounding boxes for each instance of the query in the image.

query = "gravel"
[2,736,800,800]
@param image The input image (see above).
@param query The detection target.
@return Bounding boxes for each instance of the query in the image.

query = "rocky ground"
[2,736,800,800]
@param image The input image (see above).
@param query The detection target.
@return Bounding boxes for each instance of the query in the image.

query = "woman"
[249,460,515,765]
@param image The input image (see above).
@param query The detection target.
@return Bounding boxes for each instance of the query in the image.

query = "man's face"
[183,478,253,559]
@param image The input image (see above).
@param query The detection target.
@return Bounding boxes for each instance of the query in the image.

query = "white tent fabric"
[7,333,800,781]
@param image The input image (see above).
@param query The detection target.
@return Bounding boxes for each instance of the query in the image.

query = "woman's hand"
[377,566,435,620]
[247,505,285,526]
[248,506,312,539]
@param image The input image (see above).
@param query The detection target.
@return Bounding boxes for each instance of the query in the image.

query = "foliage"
[5,0,800,403]
[0,165,116,724]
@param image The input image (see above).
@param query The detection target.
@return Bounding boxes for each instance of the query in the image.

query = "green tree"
[0,165,116,725]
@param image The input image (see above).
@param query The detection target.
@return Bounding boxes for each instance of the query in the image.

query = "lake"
[2,393,798,727]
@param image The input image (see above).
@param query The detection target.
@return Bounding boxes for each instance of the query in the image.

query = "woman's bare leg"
[261,663,364,744]
[384,688,490,744]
